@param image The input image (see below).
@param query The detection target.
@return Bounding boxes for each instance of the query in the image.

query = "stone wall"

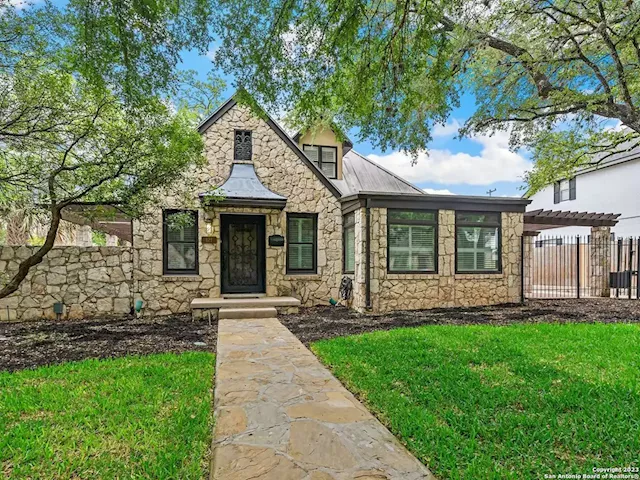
[352,209,523,313]
[0,246,132,321]
[133,102,343,316]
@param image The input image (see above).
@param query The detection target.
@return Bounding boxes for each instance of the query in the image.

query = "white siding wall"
[528,157,640,238]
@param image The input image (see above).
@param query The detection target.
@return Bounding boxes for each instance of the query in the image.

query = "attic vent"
[234,130,252,161]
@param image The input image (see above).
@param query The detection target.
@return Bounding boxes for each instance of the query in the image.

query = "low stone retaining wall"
[0,246,132,321]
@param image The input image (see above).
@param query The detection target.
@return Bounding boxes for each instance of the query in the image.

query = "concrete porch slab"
[191,296,301,309]
[211,317,435,480]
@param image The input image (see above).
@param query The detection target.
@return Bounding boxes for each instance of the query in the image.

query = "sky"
[180,47,532,198]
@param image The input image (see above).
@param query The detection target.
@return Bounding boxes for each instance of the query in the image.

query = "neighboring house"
[0,92,530,320]
[131,93,528,314]
[527,146,640,238]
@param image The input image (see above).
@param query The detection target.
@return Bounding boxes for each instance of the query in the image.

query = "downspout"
[365,198,371,310]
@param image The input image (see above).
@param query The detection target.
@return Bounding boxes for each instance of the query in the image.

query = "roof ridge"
[348,149,425,195]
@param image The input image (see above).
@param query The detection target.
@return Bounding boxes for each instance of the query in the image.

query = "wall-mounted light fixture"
[205,219,213,235]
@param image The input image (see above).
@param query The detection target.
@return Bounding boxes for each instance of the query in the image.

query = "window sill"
[386,272,439,280]
[162,274,202,281]
[455,272,503,280]
[285,273,321,280]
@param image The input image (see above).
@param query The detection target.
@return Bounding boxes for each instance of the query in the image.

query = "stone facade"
[133,103,343,316]
[0,246,132,321]
[1,100,529,322]
[350,209,523,313]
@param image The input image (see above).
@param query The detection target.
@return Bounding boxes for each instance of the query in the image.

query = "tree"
[210,0,640,193]
[0,5,209,299]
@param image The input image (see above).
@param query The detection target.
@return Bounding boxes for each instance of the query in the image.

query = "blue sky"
[181,47,531,198]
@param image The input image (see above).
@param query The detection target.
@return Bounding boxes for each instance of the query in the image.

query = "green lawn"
[312,323,640,479]
[0,352,215,479]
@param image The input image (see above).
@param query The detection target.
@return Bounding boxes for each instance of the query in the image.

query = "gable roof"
[333,150,425,196]
[293,125,354,155]
[197,94,342,198]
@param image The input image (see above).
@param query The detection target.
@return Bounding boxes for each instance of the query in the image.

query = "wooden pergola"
[61,204,133,243]
[524,209,620,235]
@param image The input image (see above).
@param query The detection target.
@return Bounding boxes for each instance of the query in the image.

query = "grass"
[0,352,215,479]
[312,323,640,479]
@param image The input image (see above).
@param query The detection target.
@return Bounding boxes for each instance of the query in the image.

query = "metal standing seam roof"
[334,150,425,196]
[199,163,287,207]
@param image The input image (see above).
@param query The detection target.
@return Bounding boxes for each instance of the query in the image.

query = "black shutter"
[569,178,576,200]
[553,182,560,204]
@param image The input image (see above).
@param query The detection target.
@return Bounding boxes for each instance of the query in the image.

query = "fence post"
[576,235,580,299]
[616,238,622,298]
[637,237,640,300]
[520,234,525,303]
[628,238,633,300]
[590,226,611,297]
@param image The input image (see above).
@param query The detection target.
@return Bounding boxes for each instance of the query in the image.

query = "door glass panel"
[228,223,258,286]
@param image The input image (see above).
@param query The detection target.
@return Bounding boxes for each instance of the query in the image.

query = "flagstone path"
[211,317,435,479]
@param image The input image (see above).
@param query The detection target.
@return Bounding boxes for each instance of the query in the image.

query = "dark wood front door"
[221,215,266,294]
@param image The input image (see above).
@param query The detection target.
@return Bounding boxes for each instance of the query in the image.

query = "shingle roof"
[334,150,425,196]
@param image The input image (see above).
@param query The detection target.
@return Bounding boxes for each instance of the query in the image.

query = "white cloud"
[368,131,532,186]
[432,119,461,138]
[3,0,40,9]
[423,188,454,195]
[205,46,218,61]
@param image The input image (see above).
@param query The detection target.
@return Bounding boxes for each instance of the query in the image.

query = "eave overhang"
[340,191,531,214]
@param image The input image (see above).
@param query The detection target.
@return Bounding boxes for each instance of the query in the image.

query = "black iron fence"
[524,235,640,299]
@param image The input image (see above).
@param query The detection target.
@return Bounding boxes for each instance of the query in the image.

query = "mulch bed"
[3,298,640,372]
[0,315,216,372]
[281,298,640,345]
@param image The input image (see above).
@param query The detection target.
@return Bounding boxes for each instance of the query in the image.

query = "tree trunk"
[0,206,62,299]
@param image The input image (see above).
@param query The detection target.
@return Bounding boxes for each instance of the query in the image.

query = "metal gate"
[524,235,640,299]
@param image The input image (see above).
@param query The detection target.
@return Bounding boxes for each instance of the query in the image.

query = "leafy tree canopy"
[0,2,221,298]
[210,0,640,193]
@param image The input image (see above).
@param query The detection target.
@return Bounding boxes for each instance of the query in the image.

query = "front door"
[221,215,266,294]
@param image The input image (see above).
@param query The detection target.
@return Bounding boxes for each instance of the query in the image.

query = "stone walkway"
[211,317,435,480]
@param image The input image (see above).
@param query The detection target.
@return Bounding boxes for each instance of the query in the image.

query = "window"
[343,212,356,273]
[163,210,198,275]
[303,145,338,178]
[456,212,501,273]
[387,210,437,272]
[287,214,317,273]
[234,130,252,161]
[554,177,576,203]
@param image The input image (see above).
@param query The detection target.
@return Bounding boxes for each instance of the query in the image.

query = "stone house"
[0,93,530,321]
[133,94,529,315]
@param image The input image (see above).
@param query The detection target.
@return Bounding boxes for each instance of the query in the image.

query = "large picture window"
[163,210,198,275]
[287,213,317,273]
[343,212,355,273]
[387,210,437,273]
[303,145,338,178]
[456,212,501,273]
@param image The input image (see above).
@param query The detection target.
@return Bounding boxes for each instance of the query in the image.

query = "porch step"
[190,296,301,310]
[218,307,277,320]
